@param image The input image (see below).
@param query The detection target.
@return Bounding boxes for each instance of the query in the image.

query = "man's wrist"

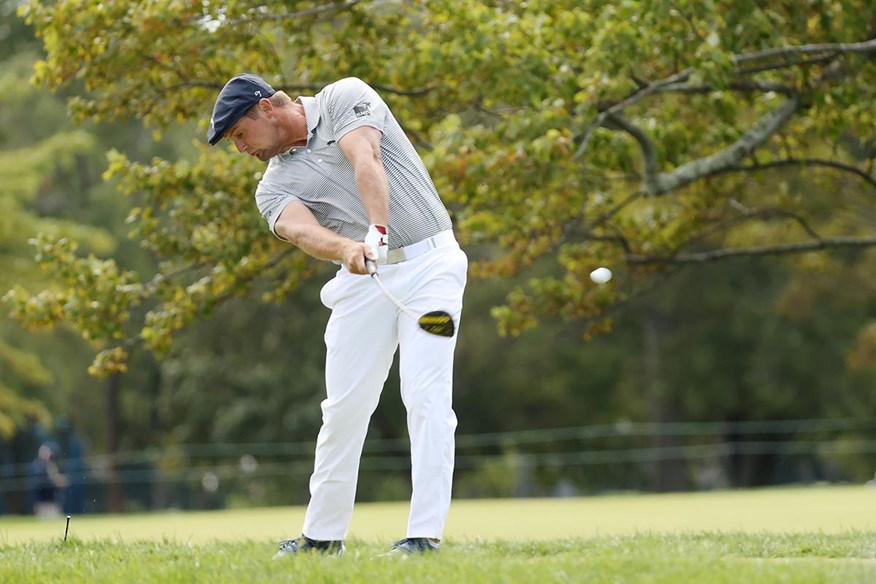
[365,224,389,263]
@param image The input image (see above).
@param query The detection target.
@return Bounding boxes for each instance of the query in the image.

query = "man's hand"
[364,224,388,264]
[341,241,373,275]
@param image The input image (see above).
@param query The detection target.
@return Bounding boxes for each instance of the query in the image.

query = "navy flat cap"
[208,73,276,145]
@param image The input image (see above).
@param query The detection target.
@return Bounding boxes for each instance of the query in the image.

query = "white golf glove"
[364,224,388,264]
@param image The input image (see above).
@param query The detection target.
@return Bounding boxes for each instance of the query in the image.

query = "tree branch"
[727,201,824,241]
[572,68,695,162]
[734,38,876,64]
[734,54,838,75]
[159,78,432,101]
[648,96,800,195]
[590,190,645,228]
[677,200,825,251]
[725,158,876,191]
[657,80,797,96]
[141,262,209,295]
[261,247,299,271]
[362,83,434,97]
[572,38,874,169]
[225,0,364,26]
[561,190,645,248]
[626,236,876,265]
[603,113,660,192]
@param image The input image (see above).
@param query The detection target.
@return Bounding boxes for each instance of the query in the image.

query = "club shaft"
[365,259,423,320]
[370,272,421,321]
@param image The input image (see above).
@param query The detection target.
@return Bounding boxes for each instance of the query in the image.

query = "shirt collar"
[296,96,320,138]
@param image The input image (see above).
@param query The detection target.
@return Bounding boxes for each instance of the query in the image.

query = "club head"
[418,311,455,337]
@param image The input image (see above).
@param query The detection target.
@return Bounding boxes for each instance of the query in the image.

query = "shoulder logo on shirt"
[353,101,371,118]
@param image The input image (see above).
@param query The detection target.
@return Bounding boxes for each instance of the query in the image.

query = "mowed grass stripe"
[0,485,873,544]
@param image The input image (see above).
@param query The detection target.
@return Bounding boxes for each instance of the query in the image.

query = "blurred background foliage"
[1,0,875,513]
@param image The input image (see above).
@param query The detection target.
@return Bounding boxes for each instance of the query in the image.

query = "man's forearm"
[355,161,389,226]
[277,220,355,262]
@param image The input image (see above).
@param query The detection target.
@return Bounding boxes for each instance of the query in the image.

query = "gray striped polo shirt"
[254,77,452,250]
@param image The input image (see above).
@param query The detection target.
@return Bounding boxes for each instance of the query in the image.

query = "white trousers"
[302,239,467,541]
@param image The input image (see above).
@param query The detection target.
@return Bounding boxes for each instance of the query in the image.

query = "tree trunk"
[643,306,688,492]
[106,372,124,513]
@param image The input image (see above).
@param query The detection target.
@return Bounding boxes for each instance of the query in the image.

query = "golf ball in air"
[590,267,613,284]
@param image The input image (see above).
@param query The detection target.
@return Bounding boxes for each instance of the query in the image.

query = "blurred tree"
[0,0,37,57]
[0,51,116,438]
[5,0,874,377]
[0,1,187,508]
[1,0,875,501]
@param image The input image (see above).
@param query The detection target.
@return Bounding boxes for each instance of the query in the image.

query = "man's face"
[225,103,285,161]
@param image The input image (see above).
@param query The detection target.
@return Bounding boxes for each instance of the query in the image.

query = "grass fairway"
[1,485,874,583]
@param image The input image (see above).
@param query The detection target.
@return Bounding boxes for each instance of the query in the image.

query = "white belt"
[386,230,456,264]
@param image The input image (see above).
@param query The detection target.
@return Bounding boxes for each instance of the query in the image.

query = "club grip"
[365,259,378,276]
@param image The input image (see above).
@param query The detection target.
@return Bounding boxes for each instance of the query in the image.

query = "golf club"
[365,259,455,337]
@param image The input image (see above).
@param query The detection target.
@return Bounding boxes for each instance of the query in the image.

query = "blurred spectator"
[29,443,68,518]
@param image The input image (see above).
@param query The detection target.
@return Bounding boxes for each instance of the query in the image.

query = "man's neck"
[285,101,309,149]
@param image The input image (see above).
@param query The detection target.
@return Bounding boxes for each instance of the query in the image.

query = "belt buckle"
[387,233,443,265]
[387,248,406,264]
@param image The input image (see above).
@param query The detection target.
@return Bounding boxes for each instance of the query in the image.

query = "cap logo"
[255,90,262,97]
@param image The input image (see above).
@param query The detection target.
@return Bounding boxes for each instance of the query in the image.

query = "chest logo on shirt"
[353,101,371,118]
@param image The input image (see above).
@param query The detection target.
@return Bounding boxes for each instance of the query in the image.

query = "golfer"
[208,74,467,557]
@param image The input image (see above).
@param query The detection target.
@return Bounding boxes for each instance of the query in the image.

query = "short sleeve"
[322,77,388,141]
[255,185,297,241]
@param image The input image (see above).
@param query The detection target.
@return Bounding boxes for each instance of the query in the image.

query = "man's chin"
[254,144,287,161]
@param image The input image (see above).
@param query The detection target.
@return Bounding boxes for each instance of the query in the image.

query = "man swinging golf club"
[207,73,467,557]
